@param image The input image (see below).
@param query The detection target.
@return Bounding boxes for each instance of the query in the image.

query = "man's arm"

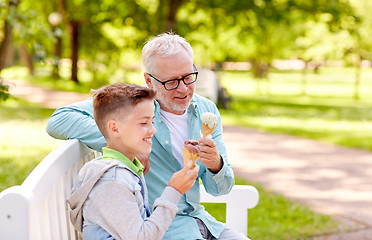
[46,98,106,151]
[198,107,234,196]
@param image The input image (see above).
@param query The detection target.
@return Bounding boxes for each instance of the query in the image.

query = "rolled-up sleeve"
[46,98,106,151]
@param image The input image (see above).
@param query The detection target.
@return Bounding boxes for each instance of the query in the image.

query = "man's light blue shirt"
[46,94,235,240]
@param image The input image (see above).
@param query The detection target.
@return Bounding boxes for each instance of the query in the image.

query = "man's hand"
[197,136,222,173]
[168,161,200,194]
[136,153,150,175]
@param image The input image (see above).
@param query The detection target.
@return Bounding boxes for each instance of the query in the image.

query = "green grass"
[202,178,338,240]
[0,97,61,191]
[1,65,145,93]
[219,68,372,151]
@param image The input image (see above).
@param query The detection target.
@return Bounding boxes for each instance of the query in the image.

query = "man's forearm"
[46,100,107,151]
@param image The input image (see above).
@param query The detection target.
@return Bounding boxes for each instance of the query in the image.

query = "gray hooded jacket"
[68,159,181,240]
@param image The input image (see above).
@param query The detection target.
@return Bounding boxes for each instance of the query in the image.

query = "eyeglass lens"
[164,73,197,90]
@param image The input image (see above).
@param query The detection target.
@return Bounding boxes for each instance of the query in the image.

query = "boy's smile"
[107,99,156,161]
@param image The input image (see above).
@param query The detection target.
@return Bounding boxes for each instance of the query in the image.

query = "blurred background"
[1,0,372,239]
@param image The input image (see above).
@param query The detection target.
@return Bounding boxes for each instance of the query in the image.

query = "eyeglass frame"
[147,64,198,90]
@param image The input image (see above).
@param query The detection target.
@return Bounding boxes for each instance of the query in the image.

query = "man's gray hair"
[141,33,193,75]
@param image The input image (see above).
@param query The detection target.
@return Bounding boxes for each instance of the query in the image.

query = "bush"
[0,78,10,101]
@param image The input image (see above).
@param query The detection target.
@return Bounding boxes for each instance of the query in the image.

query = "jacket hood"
[68,159,118,232]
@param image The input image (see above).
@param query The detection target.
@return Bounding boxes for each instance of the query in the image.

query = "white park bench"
[0,139,259,239]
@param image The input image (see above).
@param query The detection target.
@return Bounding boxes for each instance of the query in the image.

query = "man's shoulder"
[55,97,94,113]
[192,93,218,112]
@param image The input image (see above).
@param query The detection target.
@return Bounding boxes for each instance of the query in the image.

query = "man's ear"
[144,73,153,89]
[107,119,120,138]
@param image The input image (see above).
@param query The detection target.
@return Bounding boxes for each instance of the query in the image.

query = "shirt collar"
[101,147,144,176]
[154,96,198,117]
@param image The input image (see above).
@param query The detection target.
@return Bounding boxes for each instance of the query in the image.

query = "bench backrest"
[0,139,258,239]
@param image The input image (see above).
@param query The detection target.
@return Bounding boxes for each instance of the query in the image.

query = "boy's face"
[111,99,155,160]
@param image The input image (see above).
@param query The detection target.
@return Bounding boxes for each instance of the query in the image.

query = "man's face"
[145,50,195,115]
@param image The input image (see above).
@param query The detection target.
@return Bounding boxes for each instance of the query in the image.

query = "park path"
[223,126,372,239]
[6,79,372,239]
[6,79,92,108]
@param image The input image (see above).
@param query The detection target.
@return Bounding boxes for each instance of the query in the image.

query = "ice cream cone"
[200,112,219,138]
[201,123,214,138]
[182,146,198,168]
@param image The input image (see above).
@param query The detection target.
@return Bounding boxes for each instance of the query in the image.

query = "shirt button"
[165,141,169,144]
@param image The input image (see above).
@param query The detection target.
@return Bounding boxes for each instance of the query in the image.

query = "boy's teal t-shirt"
[101,147,144,177]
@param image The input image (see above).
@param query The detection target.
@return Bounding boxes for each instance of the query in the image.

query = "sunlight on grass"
[219,68,372,151]
[220,67,372,103]
[2,65,146,93]
[0,98,61,191]
[202,177,338,240]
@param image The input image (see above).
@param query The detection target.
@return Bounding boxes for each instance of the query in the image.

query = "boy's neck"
[106,143,135,162]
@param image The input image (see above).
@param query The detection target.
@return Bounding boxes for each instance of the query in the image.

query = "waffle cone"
[182,147,198,168]
[202,123,214,138]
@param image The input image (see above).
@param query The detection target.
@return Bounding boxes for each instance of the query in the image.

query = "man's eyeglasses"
[147,64,198,90]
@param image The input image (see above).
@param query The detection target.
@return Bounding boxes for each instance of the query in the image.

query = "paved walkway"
[6,79,372,239]
[6,80,92,109]
[223,126,372,239]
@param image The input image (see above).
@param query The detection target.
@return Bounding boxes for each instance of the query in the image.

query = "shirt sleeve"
[46,98,106,151]
[199,105,235,196]
[87,183,181,240]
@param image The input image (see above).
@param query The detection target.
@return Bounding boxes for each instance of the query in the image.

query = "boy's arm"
[90,183,181,240]
[46,98,106,151]
[86,164,197,239]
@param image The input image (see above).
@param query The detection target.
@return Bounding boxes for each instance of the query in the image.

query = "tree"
[1,0,54,75]
[0,0,20,71]
[178,0,351,80]
[344,0,372,100]
[0,78,9,101]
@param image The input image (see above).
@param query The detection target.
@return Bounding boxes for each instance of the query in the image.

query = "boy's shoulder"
[77,158,117,179]
[87,159,139,179]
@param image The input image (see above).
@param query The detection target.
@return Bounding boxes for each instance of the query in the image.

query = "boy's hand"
[168,161,199,194]
[197,136,222,173]
[136,153,150,175]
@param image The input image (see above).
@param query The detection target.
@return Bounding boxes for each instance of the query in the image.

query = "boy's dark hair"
[93,83,156,138]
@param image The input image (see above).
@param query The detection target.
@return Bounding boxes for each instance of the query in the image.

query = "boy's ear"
[107,119,120,138]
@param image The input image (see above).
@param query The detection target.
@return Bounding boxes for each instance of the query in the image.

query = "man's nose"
[176,80,188,92]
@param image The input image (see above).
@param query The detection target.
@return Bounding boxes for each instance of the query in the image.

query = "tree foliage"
[2,0,371,85]
[0,78,9,101]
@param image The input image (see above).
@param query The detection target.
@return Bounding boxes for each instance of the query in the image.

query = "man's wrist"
[208,155,223,174]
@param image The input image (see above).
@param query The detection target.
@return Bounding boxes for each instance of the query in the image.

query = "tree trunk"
[250,59,269,79]
[354,57,361,100]
[0,20,14,71]
[165,0,183,32]
[301,61,308,96]
[19,44,34,75]
[57,0,79,83]
[0,0,20,72]
[68,21,79,83]
[52,35,62,78]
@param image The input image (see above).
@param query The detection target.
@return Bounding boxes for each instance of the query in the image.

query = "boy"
[68,83,199,240]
